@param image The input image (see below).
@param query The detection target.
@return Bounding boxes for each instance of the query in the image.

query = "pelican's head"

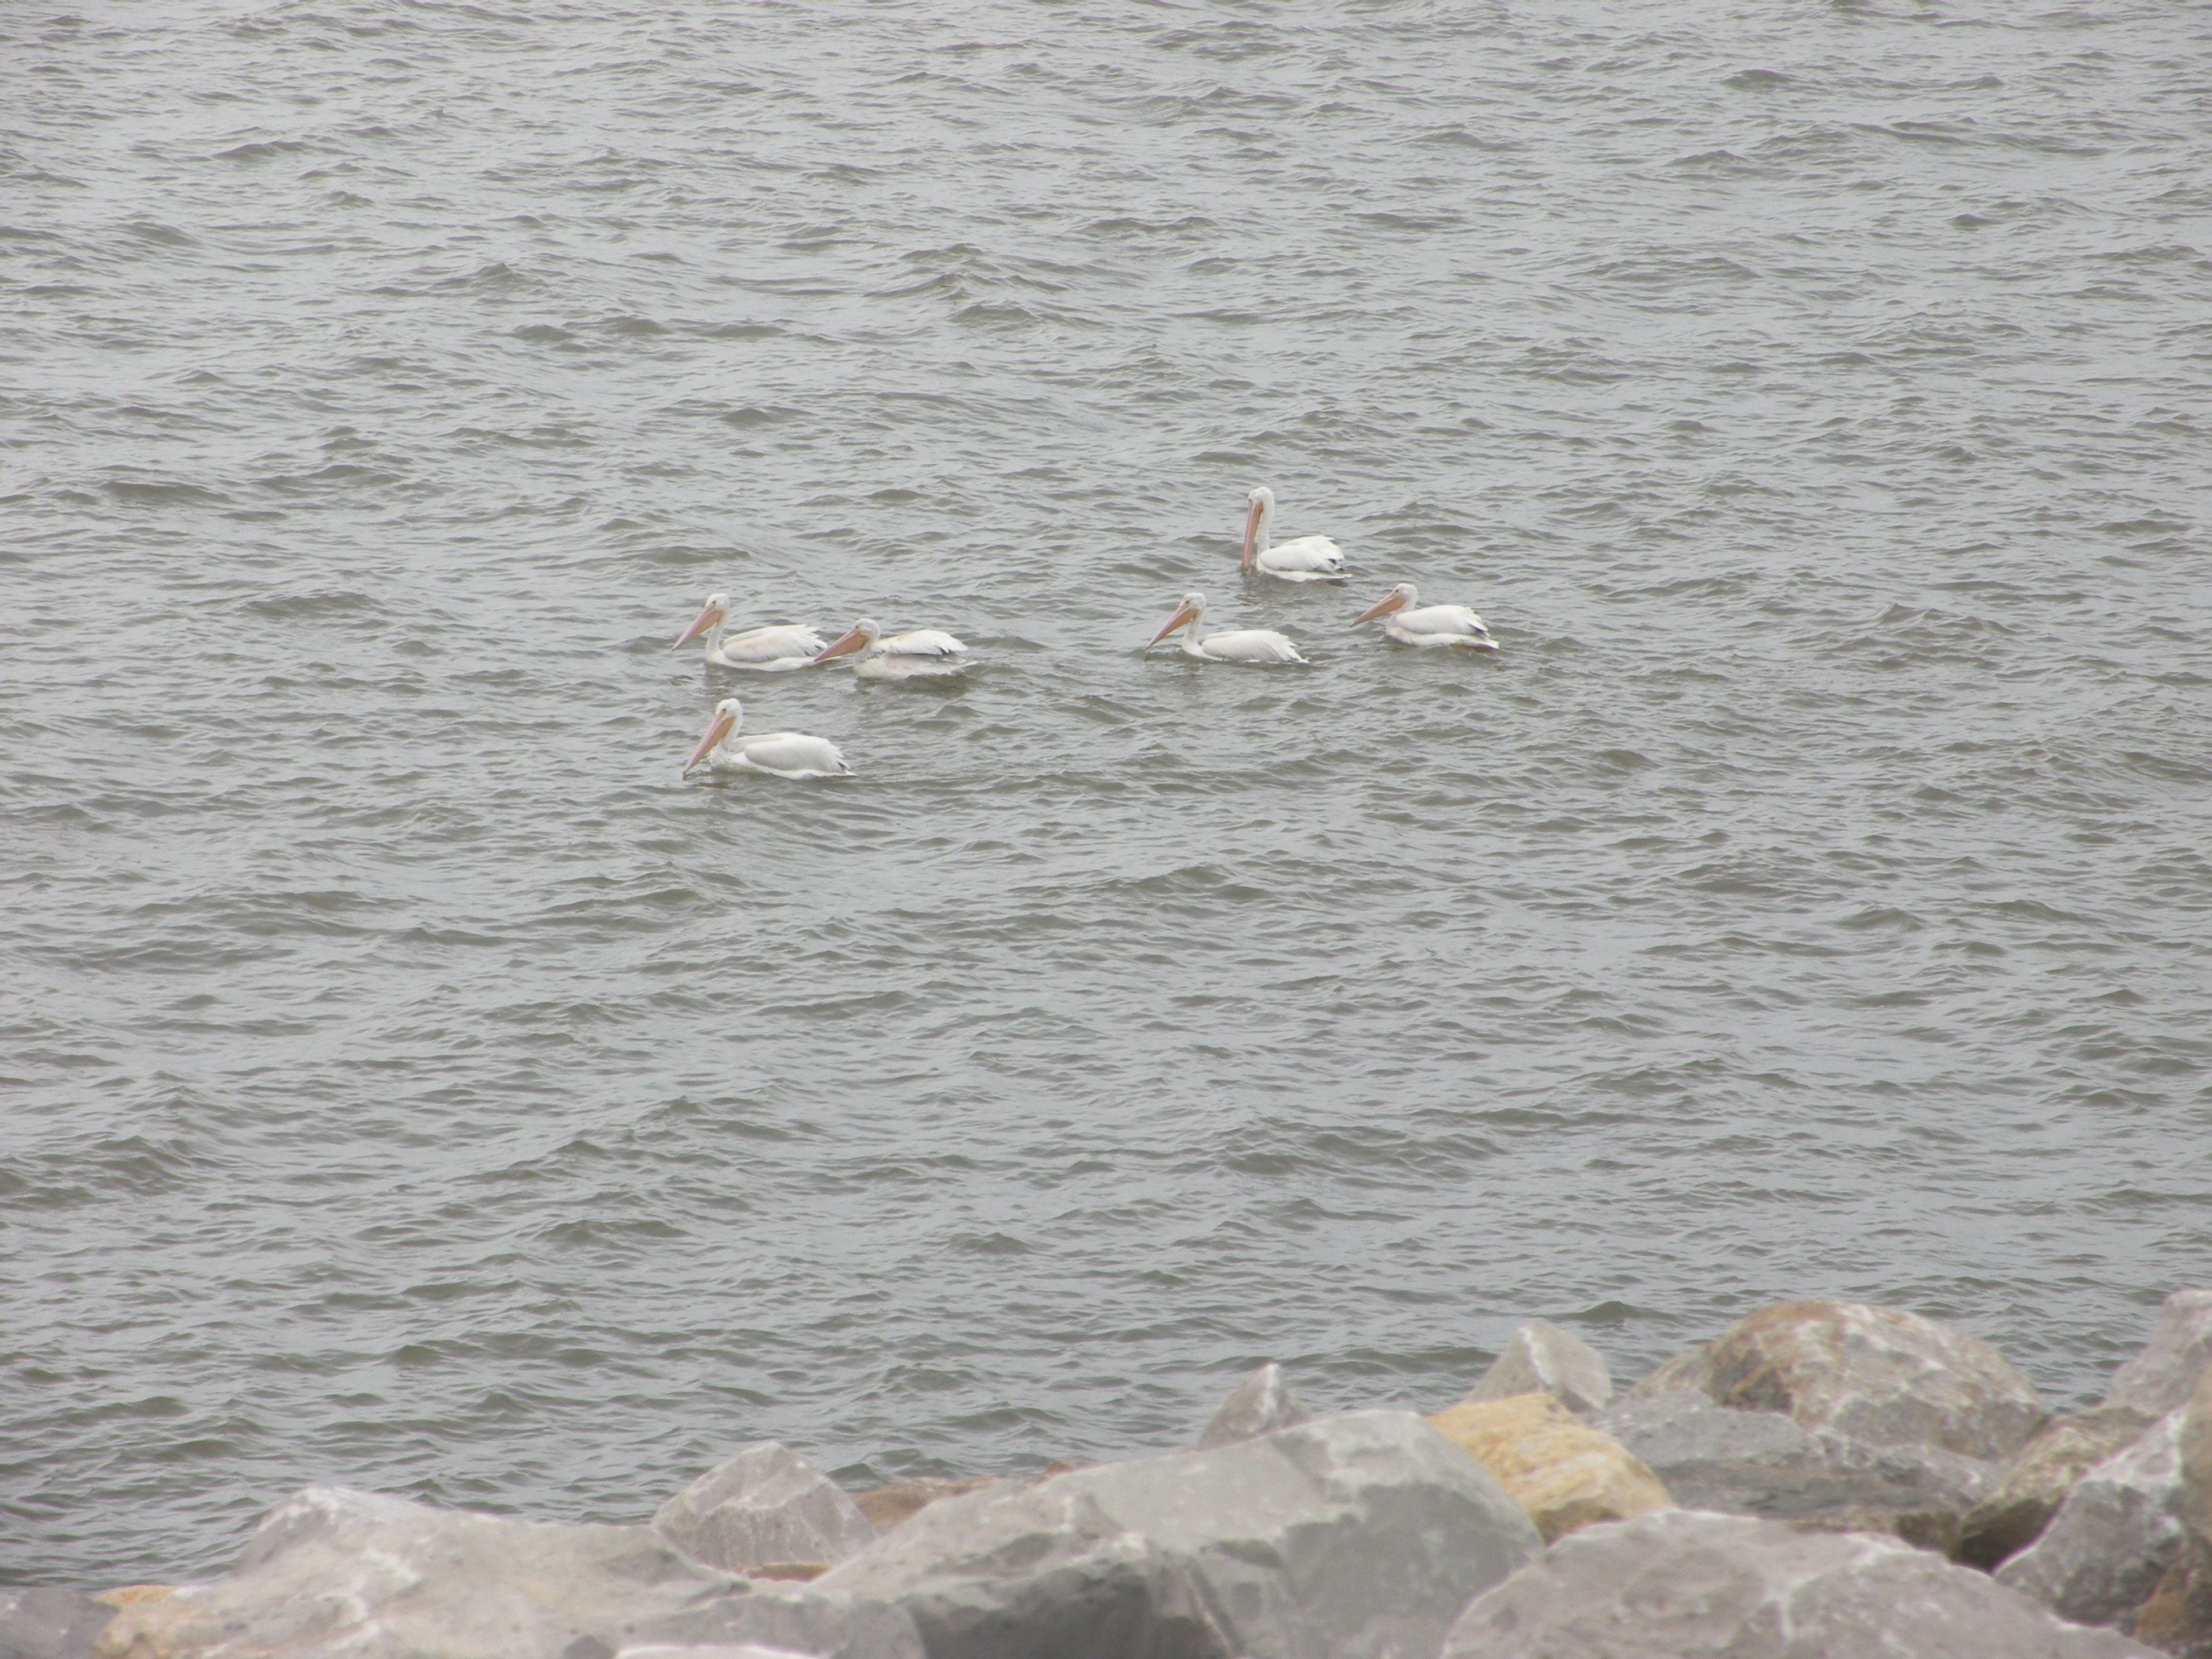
[673,592,730,651]
[1147,590,1206,652]
[682,696,743,775]
[1351,582,1418,628]
[811,616,882,666]
[1241,487,1275,571]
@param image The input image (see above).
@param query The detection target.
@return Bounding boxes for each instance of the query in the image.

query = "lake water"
[5,0,2211,1586]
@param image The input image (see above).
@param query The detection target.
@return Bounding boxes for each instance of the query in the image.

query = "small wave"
[100,476,228,505]
[953,300,1047,327]
[1352,210,1464,232]
[1412,124,1514,150]
[1078,214,1217,238]
[121,220,197,246]
[1859,119,1978,146]
[213,138,313,162]
[239,589,384,619]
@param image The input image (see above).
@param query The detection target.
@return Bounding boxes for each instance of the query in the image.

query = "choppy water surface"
[6,0,2212,1586]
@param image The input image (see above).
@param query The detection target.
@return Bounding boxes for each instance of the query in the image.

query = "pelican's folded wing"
[1257,536,1346,578]
[884,629,968,657]
[723,624,827,661]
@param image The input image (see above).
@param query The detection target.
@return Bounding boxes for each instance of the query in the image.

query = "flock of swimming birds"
[674,485,1500,781]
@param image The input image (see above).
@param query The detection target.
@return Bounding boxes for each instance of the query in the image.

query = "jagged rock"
[1426,1392,1669,1541]
[1635,1343,1719,1397]
[1194,1362,1309,1451]
[1597,1389,1999,1552]
[745,1410,1543,1659]
[1960,1406,2160,1570]
[1960,1293,2212,1578]
[1997,1411,2187,1630]
[1627,1298,2047,1459]
[1,1590,112,1659]
[849,1478,1007,1536]
[1440,1508,2159,1658]
[2179,1363,2212,1551]
[1192,1362,1313,1449]
[2111,1293,2212,1419]
[622,1648,819,1659]
[1463,1320,1614,1415]
[654,1444,877,1573]
[92,1486,744,1659]
[2134,1370,2212,1657]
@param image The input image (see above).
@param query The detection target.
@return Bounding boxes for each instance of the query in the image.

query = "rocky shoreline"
[10,1293,2212,1659]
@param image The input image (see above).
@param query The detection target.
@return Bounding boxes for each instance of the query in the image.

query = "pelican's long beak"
[673,603,723,650]
[811,626,869,665]
[1350,590,1407,628]
[1146,602,1199,651]
[1240,499,1263,573]
[681,710,735,775]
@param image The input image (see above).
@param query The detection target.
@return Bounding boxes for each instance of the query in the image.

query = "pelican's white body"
[1382,606,1494,648]
[1146,593,1306,665]
[673,595,825,672]
[1178,626,1305,663]
[1243,487,1346,583]
[708,733,851,777]
[683,699,851,781]
[1255,535,1346,583]
[815,620,973,681]
[707,623,827,672]
[1353,583,1497,650]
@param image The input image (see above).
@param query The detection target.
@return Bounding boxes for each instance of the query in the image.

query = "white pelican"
[681,698,853,780]
[1145,591,1306,664]
[1241,486,1346,583]
[672,593,826,672]
[1350,582,1498,650]
[809,617,972,680]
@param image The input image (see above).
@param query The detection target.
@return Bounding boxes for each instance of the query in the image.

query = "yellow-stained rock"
[94,1586,176,1609]
[1428,1392,1671,1542]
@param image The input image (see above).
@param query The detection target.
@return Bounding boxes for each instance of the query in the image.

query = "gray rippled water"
[6,0,2212,1588]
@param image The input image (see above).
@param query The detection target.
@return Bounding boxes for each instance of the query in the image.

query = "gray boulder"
[1999,1411,2188,1629]
[2108,1292,2212,1419]
[1959,1406,2158,1570]
[1954,1293,2212,1573]
[1192,1362,1312,1449]
[1,1591,113,1659]
[1597,1390,1998,1552]
[2121,1371,2212,1658]
[654,1443,878,1573]
[622,1649,823,1659]
[1464,1320,1613,1415]
[1627,1298,2047,1460]
[778,1410,1541,1659]
[1441,1508,2159,1658]
[1599,1389,1816,1471]
[91,1486,744,1659]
